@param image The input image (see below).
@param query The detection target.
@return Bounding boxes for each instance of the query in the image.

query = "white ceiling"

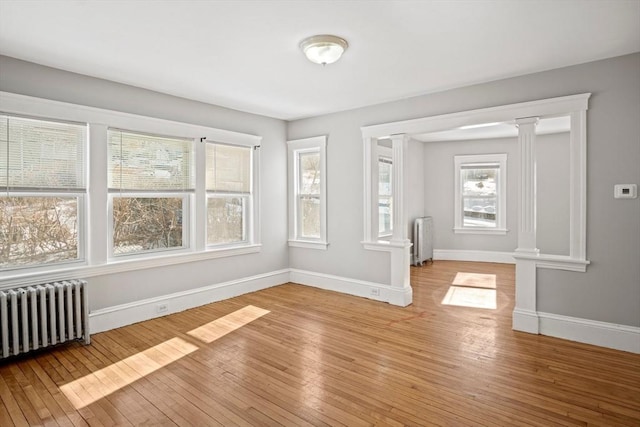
[0,1,639,121]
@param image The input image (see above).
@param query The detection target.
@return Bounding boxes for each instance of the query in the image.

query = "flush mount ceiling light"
[300,34,348,65]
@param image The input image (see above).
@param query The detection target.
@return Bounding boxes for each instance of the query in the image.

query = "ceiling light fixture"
[300,34,348,65]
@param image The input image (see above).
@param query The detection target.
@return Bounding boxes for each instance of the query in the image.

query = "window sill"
[362,240,412,252]
[0,244,262,289]
[288,240,328,250]
[512,253,590,272]
[453,227,508,235]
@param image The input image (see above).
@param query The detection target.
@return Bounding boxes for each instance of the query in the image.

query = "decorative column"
[515,117,539,255]
[388,134,412,306]
[513,117,539,333]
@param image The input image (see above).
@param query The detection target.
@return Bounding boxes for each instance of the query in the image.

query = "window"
[108,129,194,256]
[454,153,507,234]
[378,150,393,238]
[206,142,252,246]
[287,136,327,249]
[1,114,87,270]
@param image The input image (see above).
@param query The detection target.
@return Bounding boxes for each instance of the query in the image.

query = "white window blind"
[1,114,86,191]
[108,129,194,191]
[1,114,86,269]
[206,143,251,193]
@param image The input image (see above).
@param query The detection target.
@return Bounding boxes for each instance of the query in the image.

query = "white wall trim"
[89,268,289,333]
[289,268,410,306]
[434,249,515,264]
[87,266,639,354]
[538,311,640,354]
[512,308,540,334]
[1,244,262,290]
[513,252,590,272]
[361,93,591,139]
[0,91,262,146]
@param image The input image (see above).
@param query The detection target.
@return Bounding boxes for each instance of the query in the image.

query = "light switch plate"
[614,184,637,199]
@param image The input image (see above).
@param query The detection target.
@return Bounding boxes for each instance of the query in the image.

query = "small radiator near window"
[413,216,434,266]
[0,280,90,359]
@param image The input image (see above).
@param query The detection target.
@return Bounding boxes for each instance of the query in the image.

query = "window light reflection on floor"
[60,337,199,409]
[441,272,497,309]
[60,305,269,410]
[188,305,270,343]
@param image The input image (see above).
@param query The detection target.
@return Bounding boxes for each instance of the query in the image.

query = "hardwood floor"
[1,261,639,426]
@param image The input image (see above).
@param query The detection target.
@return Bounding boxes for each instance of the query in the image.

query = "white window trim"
[453,153,507,235]
[107,192,193,260]
[203,141,257,249]
[287,135,327,250]
[1,114,88,271]
[377,145,393,239]
[0,91,262,285]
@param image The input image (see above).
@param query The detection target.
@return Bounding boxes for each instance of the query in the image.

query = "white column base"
[513,308,540,334]
[390,239,413,307]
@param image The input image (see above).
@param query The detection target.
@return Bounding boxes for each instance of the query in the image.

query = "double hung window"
[206,142,252,246]
[454,153,507,234]
[1,114,86,269]
[107,129,194,256]
[378,153,393,238]
[287,136,327,249]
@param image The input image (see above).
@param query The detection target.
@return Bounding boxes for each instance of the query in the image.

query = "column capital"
[515,117,540,126]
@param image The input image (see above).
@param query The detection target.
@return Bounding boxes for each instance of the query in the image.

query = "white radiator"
[0,279,90,359]
[413,216,434,266]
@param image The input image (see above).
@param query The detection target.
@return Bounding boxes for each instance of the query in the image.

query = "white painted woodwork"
[515,117,540,254]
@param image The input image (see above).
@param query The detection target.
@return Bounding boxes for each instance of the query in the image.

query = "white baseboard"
[512,308,540,334]
[89,269,290,333]
[434,249,515,264]
[89,266,638,354]
[538,311,640,354]
[289,268,411,306]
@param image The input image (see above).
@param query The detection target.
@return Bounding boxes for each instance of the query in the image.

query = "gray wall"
[422,136,519,252]
[289,53,640,327]
[419,132,570,255]
[0,55,289,310]
[537,132,571,256]
[2,52,638,327]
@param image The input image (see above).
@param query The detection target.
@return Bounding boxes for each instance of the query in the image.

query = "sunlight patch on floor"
[188,305,270,344]
[442,286,497,309]
[452,272,496,289]
[442,272,497,309]
[60,305,270,410]
[60,337,198,409]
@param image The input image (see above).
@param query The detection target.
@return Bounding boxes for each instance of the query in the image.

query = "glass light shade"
[300,35,348,65]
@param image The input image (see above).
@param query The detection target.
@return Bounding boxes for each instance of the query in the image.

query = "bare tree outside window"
[0,197,78,268]
[112,197,183,254]
[207,197,244,245]
[108,129,193,256]
[298,151,320,238]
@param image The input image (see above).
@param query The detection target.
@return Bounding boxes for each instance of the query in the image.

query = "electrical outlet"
[371,288,380,297]
[156,303,169,314]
